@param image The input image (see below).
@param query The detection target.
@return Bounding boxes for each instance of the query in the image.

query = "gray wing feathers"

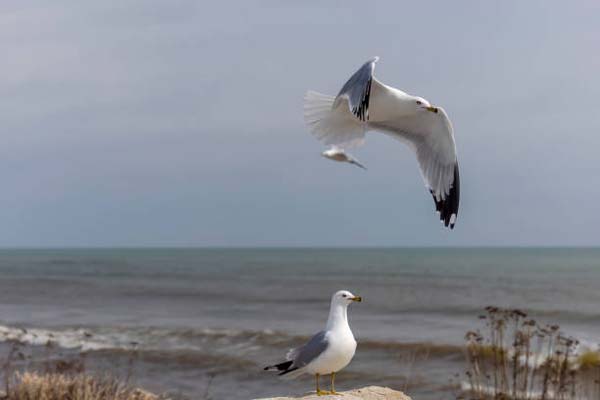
[371,108,460,228]
[333,57,379,121]
[290,331,329,368]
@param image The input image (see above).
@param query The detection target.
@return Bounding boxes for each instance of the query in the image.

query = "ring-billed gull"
[322,147,367,170]
[304,57,460,228]
[264,290,362,395]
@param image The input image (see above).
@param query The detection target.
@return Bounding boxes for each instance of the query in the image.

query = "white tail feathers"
[303,90,366,149]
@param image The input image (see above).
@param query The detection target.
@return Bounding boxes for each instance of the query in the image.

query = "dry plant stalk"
[0,334,163,400]
[463,307,595,400]
[3,372,157,400]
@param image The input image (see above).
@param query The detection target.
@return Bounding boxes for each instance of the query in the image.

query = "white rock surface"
[255,386,412,400]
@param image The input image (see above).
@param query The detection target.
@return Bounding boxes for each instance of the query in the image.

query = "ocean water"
[1,248,600,399]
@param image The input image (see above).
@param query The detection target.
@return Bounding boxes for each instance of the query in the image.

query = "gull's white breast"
[305,328,357,374]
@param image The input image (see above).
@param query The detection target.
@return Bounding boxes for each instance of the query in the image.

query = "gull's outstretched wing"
[333,57,379,121]
[371,108,460,228]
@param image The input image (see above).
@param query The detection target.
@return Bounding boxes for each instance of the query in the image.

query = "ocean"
[1,248,599,399]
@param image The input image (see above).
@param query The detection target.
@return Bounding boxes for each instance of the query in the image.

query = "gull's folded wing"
[372,107,460,228]
[281,330,329,375]
[333,57,379,121]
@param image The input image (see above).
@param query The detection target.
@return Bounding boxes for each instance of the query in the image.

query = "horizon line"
[0,245,598,250]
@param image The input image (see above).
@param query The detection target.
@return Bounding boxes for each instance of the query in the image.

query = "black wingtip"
[264,360,294,373]
[352,76,372,122]
[431,164,460,229]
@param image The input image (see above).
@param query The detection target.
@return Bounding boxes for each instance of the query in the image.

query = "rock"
[255,386,412,400]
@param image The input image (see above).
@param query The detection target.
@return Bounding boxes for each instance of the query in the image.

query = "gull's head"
[331,290,362,307]
[415,97,439,114]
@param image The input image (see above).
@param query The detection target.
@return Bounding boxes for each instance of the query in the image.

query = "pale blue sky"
[1,1,599,247]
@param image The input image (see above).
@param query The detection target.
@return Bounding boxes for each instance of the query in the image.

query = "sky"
[1,1,599,247]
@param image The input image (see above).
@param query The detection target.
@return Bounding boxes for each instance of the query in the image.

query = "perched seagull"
[322,147,367,170]
[304,57,460,228]
[264,290,362,396]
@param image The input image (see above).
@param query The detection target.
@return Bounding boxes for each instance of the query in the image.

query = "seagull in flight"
[304,57,460,228]
[264,290,362,396]
[322,147,367,170]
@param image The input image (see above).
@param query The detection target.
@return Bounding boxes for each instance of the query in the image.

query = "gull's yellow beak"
[426,106,439,114]
[351,296,362,302]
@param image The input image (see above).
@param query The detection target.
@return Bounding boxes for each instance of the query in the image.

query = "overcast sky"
[1,1,599,247]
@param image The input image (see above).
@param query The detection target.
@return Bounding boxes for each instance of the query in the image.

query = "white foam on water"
[0,324,133,352]
[0,324,284,355]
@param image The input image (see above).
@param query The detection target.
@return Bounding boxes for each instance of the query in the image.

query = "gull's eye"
[416,101,422,105]
[342,294,347,298]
